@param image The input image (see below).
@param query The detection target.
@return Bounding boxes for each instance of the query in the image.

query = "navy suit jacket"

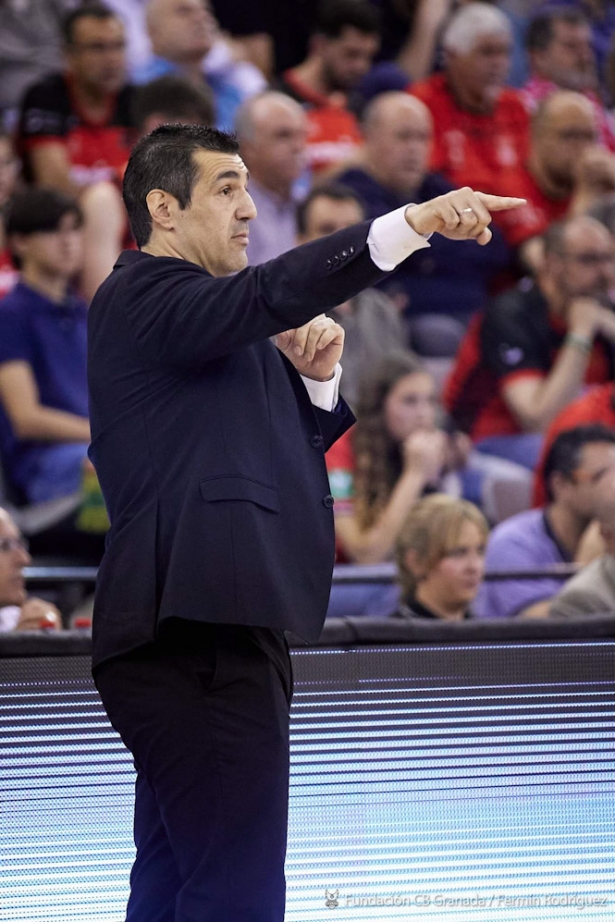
[88,221,389,668]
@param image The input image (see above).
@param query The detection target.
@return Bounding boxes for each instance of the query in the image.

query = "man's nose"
[16,545,31,566]
[239,191,257,221]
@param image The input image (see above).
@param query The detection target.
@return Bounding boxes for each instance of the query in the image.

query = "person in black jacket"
[88,122,524,922]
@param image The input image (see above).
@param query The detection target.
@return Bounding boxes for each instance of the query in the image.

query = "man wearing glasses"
[445,214,615,472]
[0,507,61,631]
[17,4,134,197]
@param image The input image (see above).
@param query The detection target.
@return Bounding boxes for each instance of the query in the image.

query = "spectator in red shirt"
[533,382,615,507]
[409,2,530,193]
[522,6,615,149]
[17,3,134,196]
[444,214,615,470]
[0,130,20,299]
[494,90,615,269]
[278,0,381,173]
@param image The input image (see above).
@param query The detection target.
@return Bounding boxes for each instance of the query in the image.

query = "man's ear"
[8,233,27,261]
[145,189,178,232]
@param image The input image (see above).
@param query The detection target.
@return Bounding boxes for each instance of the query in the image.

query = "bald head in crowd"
[236,91,308,198]
[146,0,216,65]
[530,90,600,194]
[360,92,432,195]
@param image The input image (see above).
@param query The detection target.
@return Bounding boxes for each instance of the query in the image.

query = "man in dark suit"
[88,123,523,922]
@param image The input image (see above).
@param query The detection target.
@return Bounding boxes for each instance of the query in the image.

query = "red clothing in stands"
[409,73,530,192]
[444,285,613,441]
[18,72,134,188]
[532,383,615,507]
[325,428,355,562]
[492,166,570,247]
[278,69,362,173]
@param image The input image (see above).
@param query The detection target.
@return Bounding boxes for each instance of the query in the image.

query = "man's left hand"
[274,315,344,381]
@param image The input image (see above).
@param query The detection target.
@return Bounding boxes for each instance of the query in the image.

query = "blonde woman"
[393,494,489,621]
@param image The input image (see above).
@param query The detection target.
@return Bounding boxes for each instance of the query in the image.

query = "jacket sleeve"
[116,222,389,371]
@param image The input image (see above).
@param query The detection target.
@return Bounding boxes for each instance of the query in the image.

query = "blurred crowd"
[3,0,615,631]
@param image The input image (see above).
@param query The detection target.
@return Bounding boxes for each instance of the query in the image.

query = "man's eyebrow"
[214,169,250,183]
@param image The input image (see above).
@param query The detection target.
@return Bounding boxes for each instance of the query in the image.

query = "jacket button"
[341,250,348,259]
[326,258,332,269]
[332,254,340,266]
[348,245,355,255]
[323,494,335,508]
[311,434,324,448]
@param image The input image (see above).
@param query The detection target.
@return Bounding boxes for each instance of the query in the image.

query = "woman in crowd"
[393,494,488,621]
[326,350,523,563]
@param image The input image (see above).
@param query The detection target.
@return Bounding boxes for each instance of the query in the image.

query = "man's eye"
[220,187,231,195]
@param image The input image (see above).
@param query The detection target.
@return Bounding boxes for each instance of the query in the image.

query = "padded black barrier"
[2,621,614,921]
[1,613,614,658]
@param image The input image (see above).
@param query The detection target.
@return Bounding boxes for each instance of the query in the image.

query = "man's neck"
[545,502,588,558]
[527,152,573,201]
[174,59,206,87]
[446,75,497,115]
[290,58,332,99]
[414,585,467,620]
[362,154,416,199]
[69,78,113,120]
[20,266,69,304]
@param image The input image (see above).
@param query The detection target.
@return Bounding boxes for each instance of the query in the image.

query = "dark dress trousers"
[88,222,389,922]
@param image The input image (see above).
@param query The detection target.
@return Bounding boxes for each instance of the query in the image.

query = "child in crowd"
[0,188,107,561]
[326,350,527,564]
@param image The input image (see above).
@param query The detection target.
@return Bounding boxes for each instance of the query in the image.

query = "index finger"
[475,193,527,211]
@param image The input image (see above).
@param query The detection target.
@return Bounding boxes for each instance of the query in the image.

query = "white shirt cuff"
[0,605,20,631]
[367,205,431,271]
[301,363,342,411]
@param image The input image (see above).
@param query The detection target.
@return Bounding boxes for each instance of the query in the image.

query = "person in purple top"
[474,424,615,619]
[0,188,89,505]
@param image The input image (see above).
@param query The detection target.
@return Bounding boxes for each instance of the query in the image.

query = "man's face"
[149,0,216,63]
[365,104,431,194]
[318,27,380,91]
[445,34,511,111]
[533,20,597,91]
[12,212,84,279]
[164,150,257,275]
[0,514,31,607]
[562,442,615,520]
[300,195,363,243]
[534,101,598,189]
[548,222,615,306]
[241,101,307,192]
[66,16,127,95]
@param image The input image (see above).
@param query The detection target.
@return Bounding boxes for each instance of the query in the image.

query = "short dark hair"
[4,188,82,268]
[132,76,215,132]
[543,424,615,502]
[123,123,239,248]
[526,7,589,53]
[62,3,119,45]
[314,0,381,39]
[296,182,364,235]
[5,188,82,237]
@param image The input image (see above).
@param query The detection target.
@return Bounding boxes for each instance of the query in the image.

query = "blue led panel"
[2,641,614,920]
